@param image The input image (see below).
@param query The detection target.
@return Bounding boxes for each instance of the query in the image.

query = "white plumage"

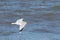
[11,18,27,31]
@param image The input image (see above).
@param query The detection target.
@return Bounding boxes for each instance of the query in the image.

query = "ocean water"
[0,0,60,40]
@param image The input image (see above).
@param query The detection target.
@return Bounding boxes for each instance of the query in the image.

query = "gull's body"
[11,18,27,31]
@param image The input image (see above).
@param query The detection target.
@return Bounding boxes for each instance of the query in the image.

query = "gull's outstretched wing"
[19,21,27,31]
[11,18,24,25]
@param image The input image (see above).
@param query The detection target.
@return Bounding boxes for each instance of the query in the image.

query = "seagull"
[11,18,27,31]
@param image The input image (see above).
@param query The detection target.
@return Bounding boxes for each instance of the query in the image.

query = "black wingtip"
[19,28,24,31]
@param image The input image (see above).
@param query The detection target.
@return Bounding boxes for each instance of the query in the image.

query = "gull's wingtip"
[11,23,15,24]
[19,28,24,31]
[11,23,14,24]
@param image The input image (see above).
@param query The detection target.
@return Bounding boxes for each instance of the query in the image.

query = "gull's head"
[11,18,27,31]
[19,18,24,21]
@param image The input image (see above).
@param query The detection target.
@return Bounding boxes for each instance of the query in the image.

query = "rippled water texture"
[0,0,60,40]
